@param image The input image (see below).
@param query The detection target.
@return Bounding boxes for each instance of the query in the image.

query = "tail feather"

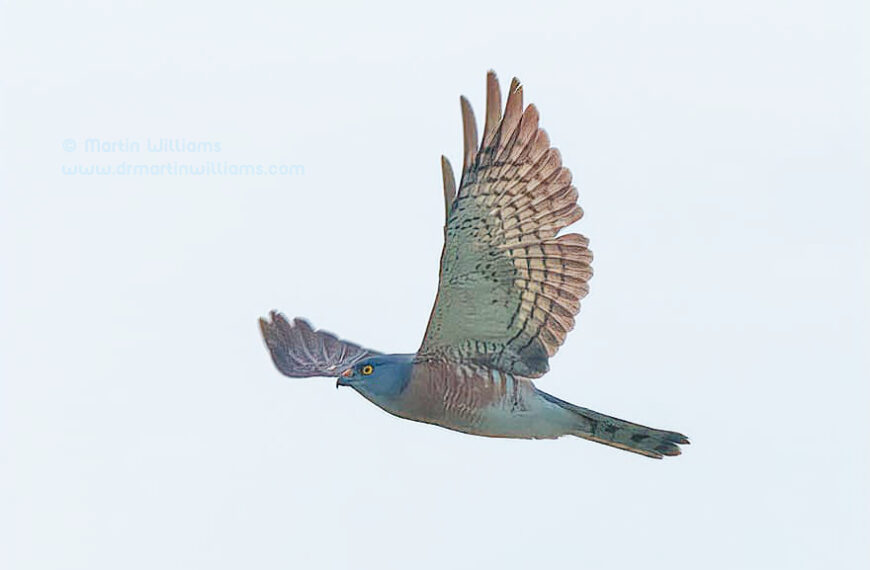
[539,390,689,459]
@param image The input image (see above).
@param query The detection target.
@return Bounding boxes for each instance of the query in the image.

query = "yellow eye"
[361,364,374,376]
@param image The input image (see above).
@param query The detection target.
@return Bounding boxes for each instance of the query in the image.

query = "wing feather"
[259,312,380,378]
[460,96,478,179]
[440,155,457,220]
[418,72,592,377]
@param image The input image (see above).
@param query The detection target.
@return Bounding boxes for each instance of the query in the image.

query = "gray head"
[336,353,414,401]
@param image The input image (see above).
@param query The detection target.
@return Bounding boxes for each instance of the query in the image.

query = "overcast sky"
[1,1,867,569]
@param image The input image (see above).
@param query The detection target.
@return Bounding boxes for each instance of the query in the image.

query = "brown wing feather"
[440,155,456,221]
[419,71,591,377]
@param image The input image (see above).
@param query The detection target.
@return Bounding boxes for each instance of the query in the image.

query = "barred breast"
[389,359,574,439]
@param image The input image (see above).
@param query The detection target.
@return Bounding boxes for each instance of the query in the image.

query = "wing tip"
[459,94,479,178]
[258,316,272,346]
[509,76,522,95]
[259,310,286,337]
[441,155,456,218]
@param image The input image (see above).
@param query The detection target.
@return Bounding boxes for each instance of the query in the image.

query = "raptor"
[260,71,689,458]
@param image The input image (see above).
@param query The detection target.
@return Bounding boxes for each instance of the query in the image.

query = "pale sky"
[1,1,868,569]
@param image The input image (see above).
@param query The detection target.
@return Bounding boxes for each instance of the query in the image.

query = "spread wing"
[418,72,592,378]
[259,312,380,377]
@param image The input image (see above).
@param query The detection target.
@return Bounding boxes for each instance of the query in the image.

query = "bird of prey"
[260,71,688,458]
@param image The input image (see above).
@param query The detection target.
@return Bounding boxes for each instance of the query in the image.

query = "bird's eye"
[361,364,374,376]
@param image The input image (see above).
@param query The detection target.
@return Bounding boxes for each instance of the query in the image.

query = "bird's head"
[336,354,414,400]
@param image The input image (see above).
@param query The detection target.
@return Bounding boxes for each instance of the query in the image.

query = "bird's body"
[260,72,689,458]
[339,353,687,456]
[354,356,563,439]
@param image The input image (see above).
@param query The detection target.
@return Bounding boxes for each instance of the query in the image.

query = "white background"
[1,1,867,569]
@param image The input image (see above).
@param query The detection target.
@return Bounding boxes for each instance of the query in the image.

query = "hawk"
[260,71,688,458]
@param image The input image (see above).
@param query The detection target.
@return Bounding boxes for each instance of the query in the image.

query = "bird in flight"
[260,71,688,458]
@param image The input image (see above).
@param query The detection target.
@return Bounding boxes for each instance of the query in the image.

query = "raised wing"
[259,312,380,377]
[419,72,592,378]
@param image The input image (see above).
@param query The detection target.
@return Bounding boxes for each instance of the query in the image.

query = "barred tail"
[538,390,689,459]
